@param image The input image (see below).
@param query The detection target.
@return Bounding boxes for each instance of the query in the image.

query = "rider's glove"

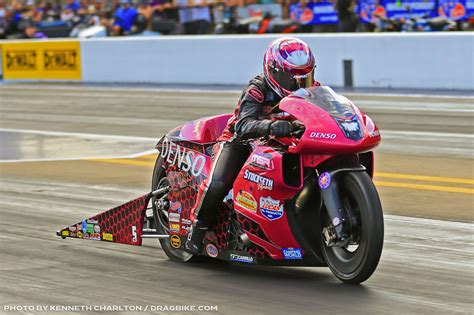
[269,121,293,138]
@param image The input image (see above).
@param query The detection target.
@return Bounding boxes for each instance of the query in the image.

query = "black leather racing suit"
[193,74,282,228]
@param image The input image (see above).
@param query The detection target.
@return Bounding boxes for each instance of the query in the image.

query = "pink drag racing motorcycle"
[58,86,383,284]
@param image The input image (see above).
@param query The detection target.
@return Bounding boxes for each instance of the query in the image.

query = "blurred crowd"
[0,0,471,39]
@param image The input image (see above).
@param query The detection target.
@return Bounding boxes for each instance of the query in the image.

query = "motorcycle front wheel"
[321,171,384,284]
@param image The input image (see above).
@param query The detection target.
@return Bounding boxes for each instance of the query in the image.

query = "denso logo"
[160,138,206,177]
[309,132,336,139]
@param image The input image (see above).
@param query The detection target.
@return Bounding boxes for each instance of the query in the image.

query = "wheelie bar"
[56,186,170,245]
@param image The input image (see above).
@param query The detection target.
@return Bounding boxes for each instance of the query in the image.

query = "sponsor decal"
[230,253,254,264]
[169,212,181,223]
[76,223,81,232]
[61,230,69,237]
[293,73,310,79]
[181,218,192,225]
[87,219,98,224]
[235,191,257,213]
[93,224,100,233]
[340,120,359,132]
[369,130,380,138]
[77,231,83,238]
[83,232,90,239]
[310,132,336,139]
[81,220,95,234]
[102,233,114,241]
[170,201,182,214]
[2,41,82,80]
[170,235,181,248]
[365,115,378,138]
[170,223,180,233]
[87,224,94,234]
[250,153,273,170]
[282,248,303,260]
[259,196,284,220]
[247,88,264,103]
[160,138,206,177]
[300,7,314,24]
[69,232,76,237]
[81,220,88,233]
[318,172,331,190]
[243,169,274,190]
[44,49,78,71]
[68,226,76,232]
[90,233,101,241]
[5,50,36,71]
[132,225,137,243]
[336,116,363,140]
[205,244,219,258]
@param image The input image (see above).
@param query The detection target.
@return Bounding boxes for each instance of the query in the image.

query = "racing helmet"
[263,37,316,98]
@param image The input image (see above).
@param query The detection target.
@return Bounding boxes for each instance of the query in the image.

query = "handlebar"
[291,122,305,138]
[268,112,305,140]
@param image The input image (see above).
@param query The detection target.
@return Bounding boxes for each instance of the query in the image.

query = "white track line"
[381,130,474,139]
[0,149,158,163]
[0,128,158,163]
[384,214,472,229]
[0,128,156,142]
[1,83,473,99]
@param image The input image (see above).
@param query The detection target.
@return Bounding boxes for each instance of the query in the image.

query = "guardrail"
[1,33,473,90]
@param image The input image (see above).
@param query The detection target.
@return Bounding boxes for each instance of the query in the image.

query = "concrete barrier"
[80,33,473,90]
[2,33,473,90]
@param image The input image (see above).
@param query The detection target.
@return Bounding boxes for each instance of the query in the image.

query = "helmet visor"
[269,68,315,92]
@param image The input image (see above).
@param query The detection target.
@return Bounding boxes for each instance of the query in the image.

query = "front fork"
[318,167,365,247]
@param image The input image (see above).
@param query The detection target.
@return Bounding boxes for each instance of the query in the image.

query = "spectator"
[87,4,100,25]
[112,0,138,35]
[25,23,47,38]
[149,0,179,34]
[60,7,76,22]
[175,0,212,34]
[64,0,81,12]
[41,2,59,22]
[336,0,358,32]
[5,1,24,36]
[0,0,5,39]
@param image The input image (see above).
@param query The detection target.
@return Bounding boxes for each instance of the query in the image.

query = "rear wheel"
[152,156,194,262]
[321,171,384,284]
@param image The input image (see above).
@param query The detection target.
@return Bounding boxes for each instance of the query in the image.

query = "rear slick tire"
[321,171,384,284]
[152,156,195,262]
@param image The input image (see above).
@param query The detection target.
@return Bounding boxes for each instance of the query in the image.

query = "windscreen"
[291,86,356,118]
[291,86,363,140]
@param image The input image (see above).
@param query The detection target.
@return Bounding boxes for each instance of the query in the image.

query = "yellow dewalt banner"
[1,40,81,80]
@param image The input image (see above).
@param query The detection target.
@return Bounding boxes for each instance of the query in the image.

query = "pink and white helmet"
[263,37,316,98]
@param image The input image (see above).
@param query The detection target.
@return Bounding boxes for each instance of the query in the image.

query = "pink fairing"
[170,114,232,144]
[233,146,303,259]
[277,93,381,156]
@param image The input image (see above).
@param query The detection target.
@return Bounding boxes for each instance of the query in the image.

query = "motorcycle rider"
[186,37,320,254]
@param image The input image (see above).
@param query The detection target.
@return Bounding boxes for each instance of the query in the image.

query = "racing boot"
[185,220,208,255]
